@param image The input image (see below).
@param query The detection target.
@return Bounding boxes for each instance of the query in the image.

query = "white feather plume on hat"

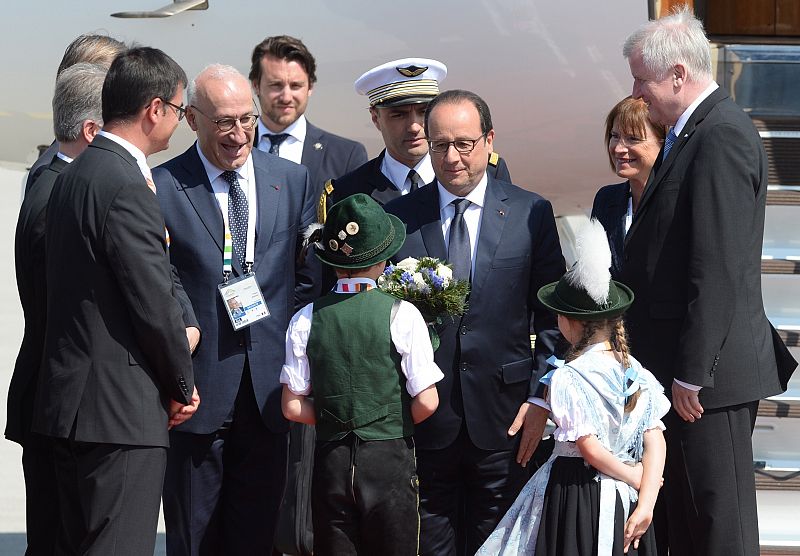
[566,219,612,305]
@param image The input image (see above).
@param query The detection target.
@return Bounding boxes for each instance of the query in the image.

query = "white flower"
[436,264,453,281]
[412,272,430,293]
[396,257,419,272]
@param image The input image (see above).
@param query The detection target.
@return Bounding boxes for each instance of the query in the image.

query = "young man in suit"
[622,8,796,555]
[384,89,564,554]
[153,64,318,556]
[249,35,367,196]
[36,47,199,556]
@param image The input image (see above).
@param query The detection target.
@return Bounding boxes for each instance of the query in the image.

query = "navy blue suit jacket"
[154,145,319,434]
[385,176,564,450]
[591,181,629,281]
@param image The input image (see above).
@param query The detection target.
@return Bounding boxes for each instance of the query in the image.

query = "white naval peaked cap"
[354,58,447,107]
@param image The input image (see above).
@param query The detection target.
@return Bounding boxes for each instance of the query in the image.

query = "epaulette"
[317,179,335,224]
[488,152,500,167]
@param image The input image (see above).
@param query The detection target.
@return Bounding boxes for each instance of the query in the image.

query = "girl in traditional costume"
[478,219,669,555]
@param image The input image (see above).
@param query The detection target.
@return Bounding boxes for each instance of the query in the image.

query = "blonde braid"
[612,317,641,412]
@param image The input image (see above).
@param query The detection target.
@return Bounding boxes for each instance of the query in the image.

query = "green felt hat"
[316,193,406,269]
[537,273,634,321]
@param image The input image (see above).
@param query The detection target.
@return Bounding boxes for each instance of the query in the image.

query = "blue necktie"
[663,128,678,161]
[267,133,289,155]
[449,199,472,282]
[222,170,248,269]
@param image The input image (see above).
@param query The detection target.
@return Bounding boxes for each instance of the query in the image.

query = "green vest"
[307,289,414,442]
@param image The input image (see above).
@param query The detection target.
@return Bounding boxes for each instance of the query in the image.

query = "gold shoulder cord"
[317,179,335,224]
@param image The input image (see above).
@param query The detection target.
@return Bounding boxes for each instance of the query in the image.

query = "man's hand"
[185,327,201,354]
[508,402,548,467]
[672,381,703,422]
[168,386,200,429]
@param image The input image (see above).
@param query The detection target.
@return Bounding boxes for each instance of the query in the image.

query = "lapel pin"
[498,209,505,216]
[273,185,280,190]
[314,142,323,150]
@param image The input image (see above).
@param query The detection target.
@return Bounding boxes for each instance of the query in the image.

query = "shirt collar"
[194,141,253,185]
[334,277,376,293]
[673,82,719,137]
[383,151,434,190]
[97,130,150,179]
[437,171,489,212]
[56,152,73,164]
[257,114,306,144]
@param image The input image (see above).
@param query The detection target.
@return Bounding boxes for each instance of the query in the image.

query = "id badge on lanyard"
[217,190,269,331]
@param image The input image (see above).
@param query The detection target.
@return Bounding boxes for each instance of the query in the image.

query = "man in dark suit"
[385,89,564,554]
[249,35,367,197]
[154,64,318,556]
[325,58,511,216]
[622,8,796,555]
[23,34,126,195]
[9,61,201,556]
[35,47,198,556]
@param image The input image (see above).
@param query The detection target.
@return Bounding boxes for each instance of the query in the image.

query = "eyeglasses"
[161,99,186,121]
[189,104,259,132]
[428,134,487,154]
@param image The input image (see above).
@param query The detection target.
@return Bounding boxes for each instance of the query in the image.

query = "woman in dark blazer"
[591,97,666,278]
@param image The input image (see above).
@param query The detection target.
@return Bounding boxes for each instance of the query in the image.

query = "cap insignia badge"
[396,65,428,77]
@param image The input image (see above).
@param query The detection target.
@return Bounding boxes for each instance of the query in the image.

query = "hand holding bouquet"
[378,257,469,350]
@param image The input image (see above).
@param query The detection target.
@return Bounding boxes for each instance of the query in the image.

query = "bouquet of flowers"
[378,256,469,350]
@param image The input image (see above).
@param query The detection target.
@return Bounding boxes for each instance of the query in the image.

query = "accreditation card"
[218,272,270,331]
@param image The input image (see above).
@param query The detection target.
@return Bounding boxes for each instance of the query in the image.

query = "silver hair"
[52,62,107,142]
[186,64,249,106]
[622,5,712,82]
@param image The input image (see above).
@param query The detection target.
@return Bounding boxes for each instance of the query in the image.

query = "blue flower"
[400,271,414,285]
[424,268,445,291]
[383,264,395,275]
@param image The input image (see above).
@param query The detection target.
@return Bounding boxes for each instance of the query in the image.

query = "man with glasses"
[153,64,318,556]
[323,58,511,216]
[36,47,198,556]
[384,89,564,555]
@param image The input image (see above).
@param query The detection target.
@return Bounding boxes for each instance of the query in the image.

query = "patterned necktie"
[267,133,290,155]
[662,128,677,161]
[222,170,248,269]
[407,169,423,192]
[449,199,472,282]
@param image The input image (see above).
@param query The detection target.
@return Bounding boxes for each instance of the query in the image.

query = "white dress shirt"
[437,172,488,278]
[281,278,444,397]
[255,114,306,164]
[381,151,435,194]
[195,143,258,258]
[97,130,151,181]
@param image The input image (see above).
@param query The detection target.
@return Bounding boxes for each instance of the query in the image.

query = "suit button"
[460,325,468,335]
[238,339,245,347]
[461,365,467,372]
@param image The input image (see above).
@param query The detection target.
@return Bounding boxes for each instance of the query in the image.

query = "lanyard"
[220,173,257,279]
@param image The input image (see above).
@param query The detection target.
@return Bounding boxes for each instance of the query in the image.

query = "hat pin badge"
[314,142,323,150]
